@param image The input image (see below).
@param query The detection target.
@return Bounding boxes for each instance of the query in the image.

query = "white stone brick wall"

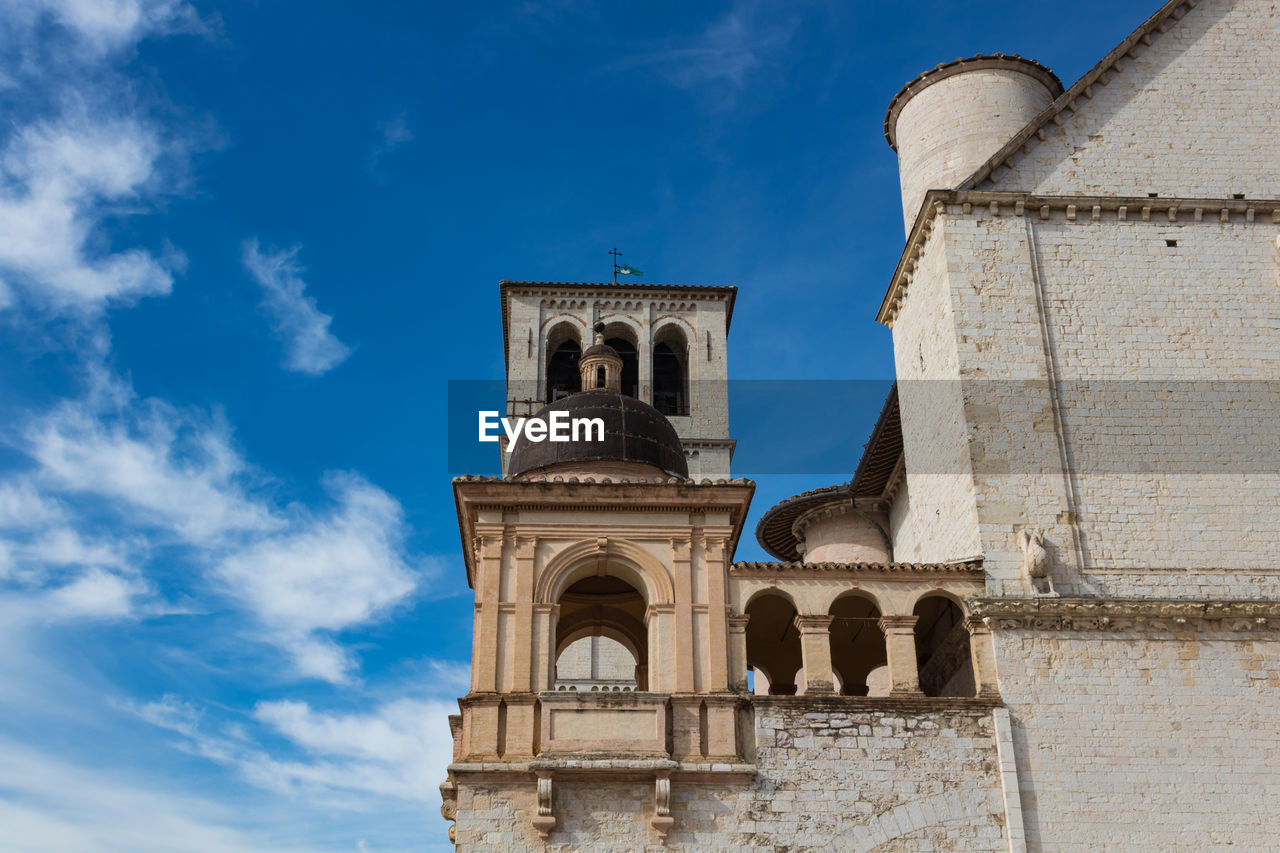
[888,223,984,565]
[986,0,1280,199]
[995,628,1280,850]
[895,66,1056,234]
[889,200,1280,593]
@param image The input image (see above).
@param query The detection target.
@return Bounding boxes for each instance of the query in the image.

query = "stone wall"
[996,627,1280,850]
[911,203,1280,594]
[988,0,1280,199]
[887,223,984,565]
[453,700,1007,852]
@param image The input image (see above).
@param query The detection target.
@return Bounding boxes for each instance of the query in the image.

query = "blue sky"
[0,1,1155,850]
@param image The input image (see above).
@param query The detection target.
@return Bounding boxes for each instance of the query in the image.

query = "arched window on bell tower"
[600,324,639,398]
[652,326,688,416]
[545,323,582,403]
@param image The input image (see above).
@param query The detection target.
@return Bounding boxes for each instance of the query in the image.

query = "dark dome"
[582,342,619,359]
[508,390,688,478]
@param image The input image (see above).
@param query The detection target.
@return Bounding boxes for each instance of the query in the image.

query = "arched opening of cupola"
[745,592,802,695]
[913,594,975,697]
[554,575,647,691]
[652,326,688,416]
[601,325,638,398]
[828,593,888,696]
[545,324,582,403]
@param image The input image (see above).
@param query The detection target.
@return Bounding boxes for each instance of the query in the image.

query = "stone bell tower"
[441,308,756,844]
[499,280,736,479]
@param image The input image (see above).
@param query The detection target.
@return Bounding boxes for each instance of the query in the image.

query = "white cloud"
[9,371,422,679]
[242,240,352,376]
[131,693,458,807]
[42,566,145,619]
[611,0,797,107]
[24,380,277,544]
[0,736,316,853]
[215,473,418,682]
[0,111,177,312]
[251,698,456,801]
[4,0,206,57]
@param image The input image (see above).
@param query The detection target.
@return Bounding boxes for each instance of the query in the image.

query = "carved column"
[968,618,1000,697]
[880,615,921,694]
[794,614,836,695]
[727,613,750,692]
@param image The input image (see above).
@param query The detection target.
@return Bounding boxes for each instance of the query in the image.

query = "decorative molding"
[971,597,1280,632]
[731,559,984,576]
[880,190,1280,326]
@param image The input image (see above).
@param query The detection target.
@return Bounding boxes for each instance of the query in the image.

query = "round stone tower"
[885,54,1063,234]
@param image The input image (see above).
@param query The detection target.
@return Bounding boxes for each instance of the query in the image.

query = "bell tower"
[500,280,736,479]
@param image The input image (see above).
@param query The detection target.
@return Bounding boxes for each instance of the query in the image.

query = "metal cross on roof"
[608,248,622,283]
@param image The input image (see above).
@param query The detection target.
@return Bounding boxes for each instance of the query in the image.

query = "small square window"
[1166,239,1178,247]
[1233,193,1245,199]
[1148,192,1159,198]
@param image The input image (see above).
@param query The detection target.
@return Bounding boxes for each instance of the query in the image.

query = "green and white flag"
[615,264,643,277]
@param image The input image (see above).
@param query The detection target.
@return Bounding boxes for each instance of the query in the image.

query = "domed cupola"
[507,323,689,480]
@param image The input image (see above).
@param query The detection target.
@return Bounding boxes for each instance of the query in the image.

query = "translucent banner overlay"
[446,380,1280,477]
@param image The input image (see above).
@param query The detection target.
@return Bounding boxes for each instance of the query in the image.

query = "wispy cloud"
[0,736,312,853]
[366,110,414,174]
[129,692,458,807]
[0,0,215,320]
[0,109,178,314]
[242,240,352,376]
[215,473,419,683]
[611,1,798,108]
[7,370,422,681]
[3,0,209,58]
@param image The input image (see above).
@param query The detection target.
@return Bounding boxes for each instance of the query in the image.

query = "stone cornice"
[454,478,756,588]
[879,190,1280,327]
[731,559,983,577]
[970,597,1280,632]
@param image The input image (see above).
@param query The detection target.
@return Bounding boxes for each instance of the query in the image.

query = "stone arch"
[555,606,647,664]
[828,591,888,696]
[744,589,803,695]
[544,319,584,402]
[599,318,640,398]
[902,585,969,617]
[535,538,674,607]
[741,584,797,612]
[651,322,690,416]
[913,593,976,697]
